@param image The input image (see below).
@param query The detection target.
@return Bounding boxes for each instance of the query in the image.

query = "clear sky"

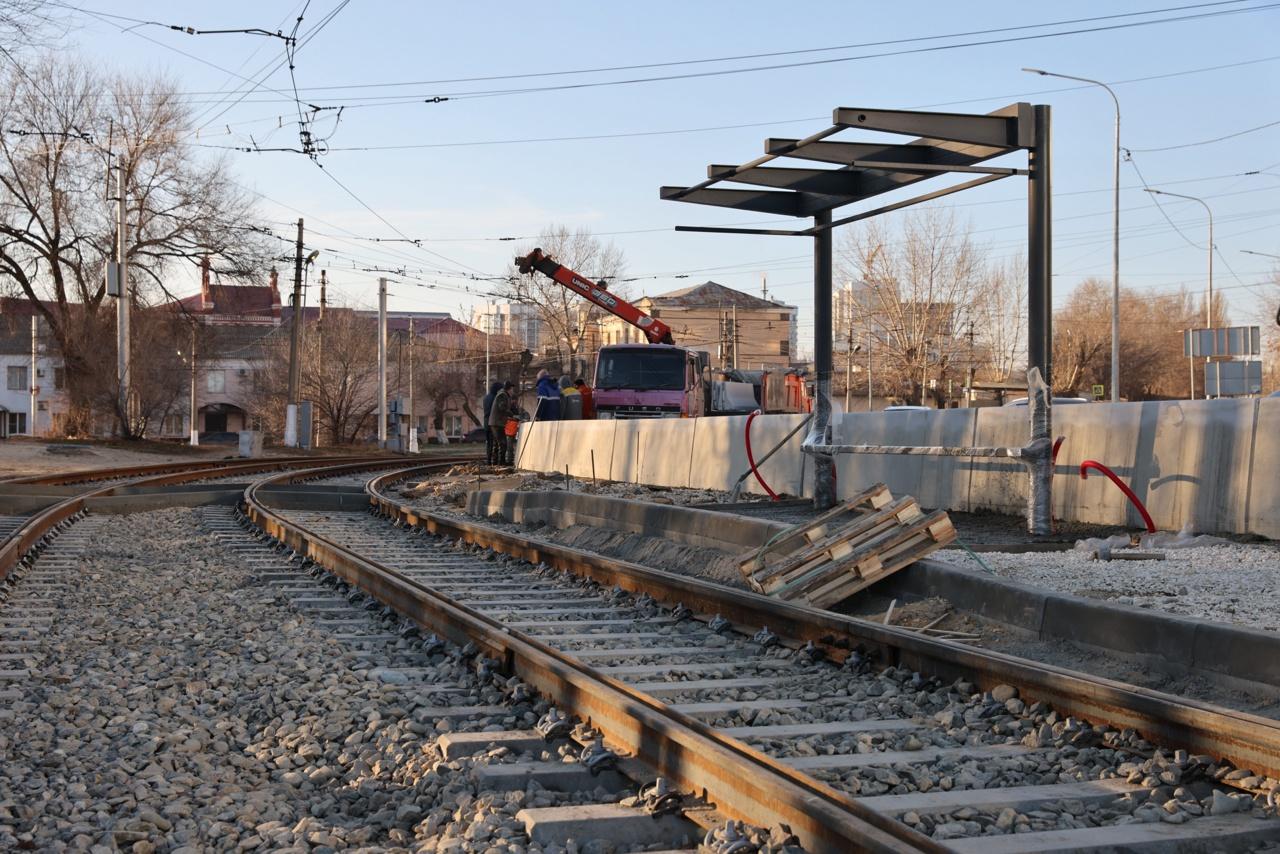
[56,0,1280,347]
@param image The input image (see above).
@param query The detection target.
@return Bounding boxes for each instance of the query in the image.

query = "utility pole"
[845,317,853,412]
[731,305,739,370]
[115,156,130,435]
[407,319,416,453]
[377,277,387,447]
[867,330,873,410]
[29,315,37,436]
[484,313,491,389]
[189,325,198,446]
[284,218,304,446]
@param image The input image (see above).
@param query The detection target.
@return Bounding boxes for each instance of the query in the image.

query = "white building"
[470,301,545,353]
[0,313,68,437]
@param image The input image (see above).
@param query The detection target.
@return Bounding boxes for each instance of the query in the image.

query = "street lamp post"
[1145,189,1214,327]
[1146,188,1214,399]
[1023,68,1121,402]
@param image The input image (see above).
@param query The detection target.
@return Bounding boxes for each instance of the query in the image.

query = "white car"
[1269,390,1280,398]
[882,405,932,412]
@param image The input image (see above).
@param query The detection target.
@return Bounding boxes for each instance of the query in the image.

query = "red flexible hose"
[744,410,780,501]
[1080,460,1157,534]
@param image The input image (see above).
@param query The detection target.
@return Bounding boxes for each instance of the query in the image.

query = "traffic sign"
[1091,384,1105,399]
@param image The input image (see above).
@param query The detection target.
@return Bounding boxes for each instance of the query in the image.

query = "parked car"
[461,427,488,443]
[1003,397,1090,407]
[882,405,932,412]
[1269,390,1280,398]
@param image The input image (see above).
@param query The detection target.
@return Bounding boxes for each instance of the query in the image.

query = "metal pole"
[1023,70,1118,402]
[845,319,852,412]
[485,314,491,389]
[29,315,37,436]
[189,326,198,446]
[1207,207,1214,329]
[812,208,835,510]
[1027,105,1053,387]
[378,277,388,447]
[116,157,130,434]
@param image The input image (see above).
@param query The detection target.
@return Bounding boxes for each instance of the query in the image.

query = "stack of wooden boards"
[738,483,956,609]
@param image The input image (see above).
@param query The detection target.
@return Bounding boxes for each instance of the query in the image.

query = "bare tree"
[0,56,268,436]
[837,208,991,405]
[979,255,1027,381]
[1053,278,1215,399]
[500,225,626,373]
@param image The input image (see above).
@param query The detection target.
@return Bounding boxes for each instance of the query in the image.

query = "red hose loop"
[1080,460,1156,534]
[744,410,780,501]
[1052,435,1066,465]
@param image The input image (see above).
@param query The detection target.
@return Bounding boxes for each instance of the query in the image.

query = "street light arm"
[1021,68,1119,116]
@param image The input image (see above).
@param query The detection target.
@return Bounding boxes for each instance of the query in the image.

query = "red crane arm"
[515,248,675,345]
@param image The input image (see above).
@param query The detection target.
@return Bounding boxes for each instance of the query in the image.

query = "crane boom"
[515,248,675,345]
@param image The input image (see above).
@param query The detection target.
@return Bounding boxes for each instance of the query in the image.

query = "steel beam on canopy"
[832,103,1033,148]
[661,101,1051,520]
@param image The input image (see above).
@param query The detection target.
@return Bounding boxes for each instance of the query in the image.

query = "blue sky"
[62,1,1280,344]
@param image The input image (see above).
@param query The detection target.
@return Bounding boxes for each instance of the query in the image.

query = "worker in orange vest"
[574,378,595,419]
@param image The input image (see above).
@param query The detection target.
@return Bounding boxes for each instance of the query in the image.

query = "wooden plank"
[754,496,920,589]
[804,515,957,608]
[737,483,890,579]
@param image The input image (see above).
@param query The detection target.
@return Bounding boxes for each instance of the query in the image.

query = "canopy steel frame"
[661,102,1052,525]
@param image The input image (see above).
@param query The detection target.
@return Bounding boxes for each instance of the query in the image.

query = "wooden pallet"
[739,486,955,609]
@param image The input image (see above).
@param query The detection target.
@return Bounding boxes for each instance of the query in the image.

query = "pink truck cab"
[591,344,707,419]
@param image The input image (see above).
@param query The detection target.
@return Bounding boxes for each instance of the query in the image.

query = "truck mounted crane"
[515,248,674,345]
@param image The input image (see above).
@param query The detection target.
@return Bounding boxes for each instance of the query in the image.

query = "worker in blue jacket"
[534,369,561,421]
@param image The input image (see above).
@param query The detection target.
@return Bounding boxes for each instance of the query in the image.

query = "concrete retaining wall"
[515,397,1280,537]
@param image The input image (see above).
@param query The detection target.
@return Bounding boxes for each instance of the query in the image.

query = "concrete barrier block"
[1051,403,1148,526]
[544,421,616,482]
[687,414,746,492]
[634,418,697,489]
[1247,397,1280,539]
[515,420,559,473]
[1136,399,1256,534]
[833,412,926,501]
[1192,620,1280,687]
[609,419,642,482]
[739,414,809,497]
[967,407,1031,515]
[1039,594,1200,663]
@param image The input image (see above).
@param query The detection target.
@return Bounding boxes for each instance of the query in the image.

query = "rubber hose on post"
[1080,460,1157,534]
[744,410,780,501]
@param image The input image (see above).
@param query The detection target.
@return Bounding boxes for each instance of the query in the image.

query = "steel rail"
[2,452,402,486]
[244,461,941,854]
[0,454,405,585]
[360,465,1280,783]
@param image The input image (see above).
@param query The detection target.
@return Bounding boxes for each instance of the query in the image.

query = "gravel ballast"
[931,542,1280,632]
[0,508,651,853]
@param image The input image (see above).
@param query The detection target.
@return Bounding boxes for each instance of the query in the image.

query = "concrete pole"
[485,314,490,390]
[867,330,873,410]
[283,219,304,447]
[378,277,387,447]
[29,315,37,436]
[812,209,835,510]
[407,319,416,452]
[116,158,130,434]
[189,325,199,446]
[732,304,739,371]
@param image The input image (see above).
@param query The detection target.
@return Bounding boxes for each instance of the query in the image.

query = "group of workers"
[533,369,595,422]
[481,369,598,466]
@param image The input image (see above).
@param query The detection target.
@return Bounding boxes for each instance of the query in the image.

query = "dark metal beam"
[833,103,1032,148]
[708,164,865,197]
[659,186,808,216]
[1027,105,1053,386]
[812,208,835,511]
[798,174,1009,235]
[764,139,937,166]
[674,225,806,236]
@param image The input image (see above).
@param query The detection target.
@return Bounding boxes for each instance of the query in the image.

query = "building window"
[7,366,26,391]
[780,312,790,321]
[206,370,225,394]
[6,412,25,434]
[53,367,65,390]
[779,340,790,357]
[163,414,183,434]
[36,400,47,411]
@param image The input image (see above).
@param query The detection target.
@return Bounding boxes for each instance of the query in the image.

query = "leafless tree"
[1053,278,1216,399]
[837,208,991,405]
[0,55,269,436]
[500,225,626,373]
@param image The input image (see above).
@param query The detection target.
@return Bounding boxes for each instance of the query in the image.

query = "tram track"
[235,462,1280,852]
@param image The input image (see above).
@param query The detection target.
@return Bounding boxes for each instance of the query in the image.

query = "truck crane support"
[516,249,675,345]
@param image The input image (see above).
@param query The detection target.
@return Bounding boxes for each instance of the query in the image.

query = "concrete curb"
[470,489,1280,691]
